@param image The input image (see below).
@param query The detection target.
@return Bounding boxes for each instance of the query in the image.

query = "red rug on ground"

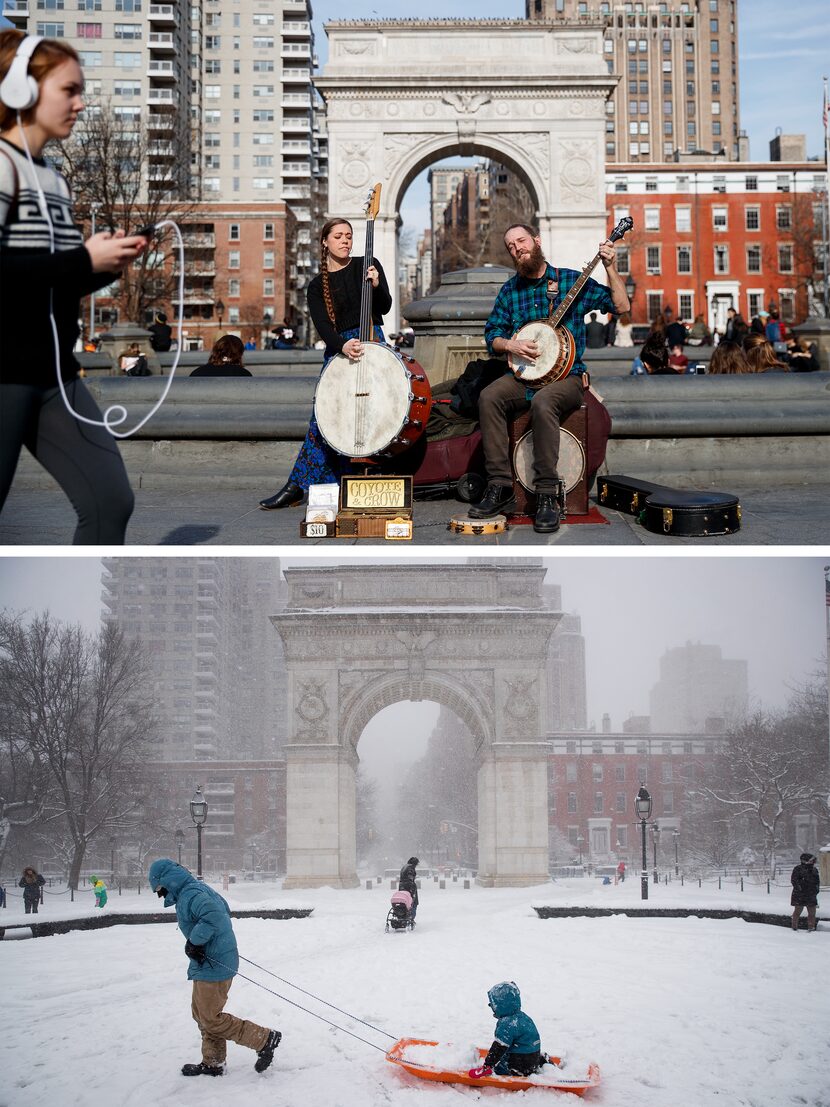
[507,505,609,526]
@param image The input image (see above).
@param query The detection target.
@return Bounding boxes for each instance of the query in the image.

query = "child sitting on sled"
[468,980,553,1079]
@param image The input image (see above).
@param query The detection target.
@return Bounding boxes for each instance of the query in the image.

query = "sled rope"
[208,957,394,1055]
[238,955,398,1041]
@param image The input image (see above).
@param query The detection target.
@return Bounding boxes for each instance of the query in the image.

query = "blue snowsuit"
[147,858,238,981]
[484,981,542,1076]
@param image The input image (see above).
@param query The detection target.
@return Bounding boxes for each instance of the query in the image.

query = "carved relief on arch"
[294,678,331,742]
[500,672,540,738]
[557,139,597,208]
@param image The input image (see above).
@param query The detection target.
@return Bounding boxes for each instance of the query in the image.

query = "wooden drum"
[512,428,586,495]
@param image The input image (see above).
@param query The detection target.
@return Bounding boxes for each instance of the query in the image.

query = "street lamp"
[215,298,225,332]
[576,834,585,867]
[189,785,208,880]
[109,836,116,885]
[634,784,652,902]
[624,275,636,313]
[175,828,185,866]
[651,822,660,884]
[672,827,680,876]
[89,202,101,338]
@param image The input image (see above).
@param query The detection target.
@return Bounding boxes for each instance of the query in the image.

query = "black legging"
[0,379,135,544]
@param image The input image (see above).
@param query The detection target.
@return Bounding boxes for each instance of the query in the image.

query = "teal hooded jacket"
[148,858,239,983]
[488,981,541,1056]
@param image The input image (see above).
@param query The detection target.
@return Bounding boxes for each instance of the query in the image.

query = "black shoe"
[468,483,515,519]
[255,1029,282,1073]
[259,481,303,510]
[181,1062,225,1077]
[534,494,560,533]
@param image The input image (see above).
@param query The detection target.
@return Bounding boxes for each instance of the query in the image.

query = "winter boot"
[181,1061,225,1077]
[255,1030,282,1073]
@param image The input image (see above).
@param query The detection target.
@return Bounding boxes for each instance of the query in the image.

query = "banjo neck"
[547,249,603,328]
[358,217,375,344]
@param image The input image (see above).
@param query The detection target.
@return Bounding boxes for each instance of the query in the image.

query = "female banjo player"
[258,217,392,509]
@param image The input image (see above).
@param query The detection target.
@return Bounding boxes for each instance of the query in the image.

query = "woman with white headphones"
[0,30,149,544]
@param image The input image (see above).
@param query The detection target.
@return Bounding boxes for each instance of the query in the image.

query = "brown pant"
[791,905,817,930]
[191,978,270,1064]
[477,372,584,493]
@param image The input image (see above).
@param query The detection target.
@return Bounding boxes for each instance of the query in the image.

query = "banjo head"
[508,321,564,384]
[315,344,412,457]
[512,428,586,494]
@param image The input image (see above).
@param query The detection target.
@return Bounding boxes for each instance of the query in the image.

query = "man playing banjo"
[469,223,630,533]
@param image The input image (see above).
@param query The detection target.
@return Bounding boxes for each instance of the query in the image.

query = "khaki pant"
[477,373,584,493]
[191,978,270,1064]
[791,905,817,930]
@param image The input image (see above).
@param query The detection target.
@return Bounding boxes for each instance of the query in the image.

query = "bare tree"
[0,612,157,888]
[0,725,49,873]
[54,98,195,323]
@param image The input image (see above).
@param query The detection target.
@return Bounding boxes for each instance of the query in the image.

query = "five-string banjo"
[314,183,432,460]
[508,216,634,388]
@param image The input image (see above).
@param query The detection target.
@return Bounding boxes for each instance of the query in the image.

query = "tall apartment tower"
[526,0,740,162]
[100,557,287,762]
[543,584,588,732]
[649,641,748,733]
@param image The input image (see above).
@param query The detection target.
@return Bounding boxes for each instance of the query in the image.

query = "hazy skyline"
[0,555,825,731]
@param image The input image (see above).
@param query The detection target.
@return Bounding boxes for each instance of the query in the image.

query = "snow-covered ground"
[1,877,828,1107]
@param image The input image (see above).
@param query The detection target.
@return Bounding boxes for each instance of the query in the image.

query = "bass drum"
[507,320,574,388]
[315,343,431,459]
[512,428,585,495]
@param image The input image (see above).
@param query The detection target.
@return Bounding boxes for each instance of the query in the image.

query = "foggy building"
[649,641,748,733]
[543,583,588,732]
[100,557,287,761]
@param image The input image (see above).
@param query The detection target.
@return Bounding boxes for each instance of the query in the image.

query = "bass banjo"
[314,183,432,460]
[508,216,634,388]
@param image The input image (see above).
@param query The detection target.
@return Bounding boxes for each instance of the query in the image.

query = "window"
[77,49,102,66]
[253,35,274,48]
[677,245,692,273]
[114,51,139,66]
[713,174,726,194]
[205,59,221,74]
[779,290,795,322]
[776,174,791,193]
[228,279,240,297]
[113,22,140,37]
[746,244,761,273]
[594,793,604,814]
[253,109,274,122]
[566,763,577,783]
[567,793,577,813]
[592,764,603,783]
[204,110,220,124]
[748,290,763,318]
[252,178,274,190]
[714,244,729,273]
[745,206,760,231]
[253,12,275,23]
[677,175,689,193]
[566,740,577,754]
[679,291,693,319]
[253,133,274,145]
[205,34,220,49]
[253,59,274,72]
[615,246,630,274]
[113,80,140,97]
[615,764,625,781]
[776,205,792,231]
[253,85,274,98]
[647,245,661,274]
[204,85,221,99]
[645,207,660,231]
[778,244,793,273]
[77,21,101,36]
[263,250,275,268]
[617,826,628,849]
[228,250,240,269]
[712,206,728,230]
[645,177,658,192]
[78,0,102,7]
[203,154,220,171]
[203,177,220,193]
[36,21,65,34]
[253,155,273,168]
[663,791,674,814]
[616,793,626,812]
[614,177,628,192]
[646,292,662,319]
[228,224,240,241]
[662,762,673,783]
[204,132,220,147]
[263,222,275,240]
[114,0,140,9]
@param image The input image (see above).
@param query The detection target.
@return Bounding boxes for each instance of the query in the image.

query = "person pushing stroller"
[398,856,419,926]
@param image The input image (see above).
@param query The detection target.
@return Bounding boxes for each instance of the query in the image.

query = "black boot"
[259,481,303,510]
[534,493,560,533]
[181,1062,225,1077]
[255,1029,282,1073]
[468,482,515,519]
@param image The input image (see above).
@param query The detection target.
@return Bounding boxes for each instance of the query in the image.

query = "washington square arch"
[315,17,616,327]
[273,561,568,890]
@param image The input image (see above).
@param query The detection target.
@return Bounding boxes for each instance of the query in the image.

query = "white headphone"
[0,34,43,111]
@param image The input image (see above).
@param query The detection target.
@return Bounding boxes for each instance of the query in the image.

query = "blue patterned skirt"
[288,326,385,489]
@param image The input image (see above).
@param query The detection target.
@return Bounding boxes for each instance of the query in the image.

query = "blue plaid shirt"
[484,263,617,376]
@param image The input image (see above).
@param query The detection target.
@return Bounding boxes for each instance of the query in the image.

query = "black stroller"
[385,889,415,932]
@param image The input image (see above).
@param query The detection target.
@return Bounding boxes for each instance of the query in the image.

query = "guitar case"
[596,474,741,536]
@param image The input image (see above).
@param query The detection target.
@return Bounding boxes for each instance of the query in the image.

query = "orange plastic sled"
[386,1038,601,1095]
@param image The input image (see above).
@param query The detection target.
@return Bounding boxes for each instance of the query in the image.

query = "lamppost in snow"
[189,786,208,880]
[577,835,585,867]
[651,822,660,884]
[635,784,652,902]
[175,828,185,866]
[673,827,680,876]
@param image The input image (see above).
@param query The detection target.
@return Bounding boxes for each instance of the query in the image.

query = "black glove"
[185,940,207,965]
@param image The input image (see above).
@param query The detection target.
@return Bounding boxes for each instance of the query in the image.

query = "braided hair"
[319,218,353,327]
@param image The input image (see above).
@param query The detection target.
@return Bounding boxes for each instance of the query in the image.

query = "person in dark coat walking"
[791,852,820,931]
[148,858,282,1077]
[19,867,45,913]
[398,856,420,924]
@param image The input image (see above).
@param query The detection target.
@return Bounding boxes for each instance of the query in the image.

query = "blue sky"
[311,0,828,236]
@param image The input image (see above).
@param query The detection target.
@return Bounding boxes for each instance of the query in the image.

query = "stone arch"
[272,562,562,889]
[315,17,617,328]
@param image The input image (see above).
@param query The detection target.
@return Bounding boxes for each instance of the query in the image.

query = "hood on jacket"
[488,981,521,1018]
[148,858,197,907]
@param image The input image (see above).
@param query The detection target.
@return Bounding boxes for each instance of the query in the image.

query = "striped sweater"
[0,136,113,386]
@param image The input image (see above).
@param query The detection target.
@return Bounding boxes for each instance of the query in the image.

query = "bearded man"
[469,224,629,532]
